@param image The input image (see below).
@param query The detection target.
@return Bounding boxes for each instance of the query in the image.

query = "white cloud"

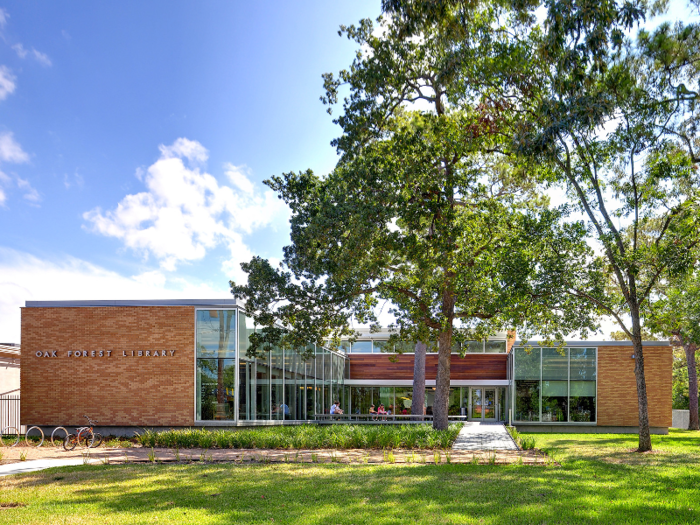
[0,66,16,100]
[225,163,254,194]
[63,171,84,189]
[0,247,230,343]
[12,43,52,67]
[31,48,51,67]
[0,8,8,29]
[158,137,208,167]
[11,43,27,58]
[83,138,288,280]
[16,177,40,203]
[0,132,29,163]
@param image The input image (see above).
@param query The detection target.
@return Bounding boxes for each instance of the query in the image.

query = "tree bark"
[412,341,427,421]
[433,329,452,430]
[686,343,699,430]
[632,332,652,452]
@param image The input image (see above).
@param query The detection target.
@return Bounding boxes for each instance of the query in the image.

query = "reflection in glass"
[373,340,390,353]
[379,387,394,414]
[351,341,373,353]
[395,387,413,415]
[542,348,568,380]
[485,341,507,353]
[515,380,540,421]
[570,381,596,422]
[484,389,496,419]
[542,380,568,422]
[471,389,483,418]
[570,347,596,381]
[514,347,541,380]
[197,359,236,420]
[465,341,484,353]
[448,387,461,415]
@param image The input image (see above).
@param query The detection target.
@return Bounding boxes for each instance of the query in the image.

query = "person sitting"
[369,404,377,420]
[330,401,344,417]
[377,404,387,420]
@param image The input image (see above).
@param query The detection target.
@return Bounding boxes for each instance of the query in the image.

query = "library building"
[20,299,672,434]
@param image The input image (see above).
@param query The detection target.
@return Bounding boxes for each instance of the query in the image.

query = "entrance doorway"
[469,388,503,421]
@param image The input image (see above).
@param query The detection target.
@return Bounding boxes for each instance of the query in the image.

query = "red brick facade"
[21,306,195,427]
[597,345,672,428]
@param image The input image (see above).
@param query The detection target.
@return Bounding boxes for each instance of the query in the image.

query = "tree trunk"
[632,334,652,452]
[433,329,452,430]
[412,341,426,421]
[686,343,699,430]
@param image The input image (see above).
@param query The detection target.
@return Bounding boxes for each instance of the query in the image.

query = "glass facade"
[513,346,597,423]
[345,386,507,420]
[195,309,346,422]
[347,339,508,354]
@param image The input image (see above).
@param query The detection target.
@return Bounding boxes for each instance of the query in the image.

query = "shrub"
[134,423,462,450]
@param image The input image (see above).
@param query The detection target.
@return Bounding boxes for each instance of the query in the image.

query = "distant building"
[0,343,20,396]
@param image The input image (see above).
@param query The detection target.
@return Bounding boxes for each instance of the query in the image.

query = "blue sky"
[1,2,697,343]
[0,1,381,342]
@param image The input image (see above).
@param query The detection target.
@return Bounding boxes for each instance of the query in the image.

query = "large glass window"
[372,340,390,353]
[270,345,285,420]
[395,387,413,415]
[485,341,507,353]
[570,347,596,421]
[197,359,236,420]
[448,387,461,415]
[542,348,568,422]
[199,310,346,422]
[379,387,394,414]
[196,310,236,421]
[514,346,596,423]
[465,341,483,353]
[351,341,373,353]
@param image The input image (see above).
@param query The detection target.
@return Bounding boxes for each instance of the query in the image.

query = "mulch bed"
[1,445,554,466]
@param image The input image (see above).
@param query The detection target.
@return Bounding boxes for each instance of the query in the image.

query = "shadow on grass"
[5,459,700,524]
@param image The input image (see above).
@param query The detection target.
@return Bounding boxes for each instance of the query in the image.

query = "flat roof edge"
[25,299,238,308]
[513,340,670,347]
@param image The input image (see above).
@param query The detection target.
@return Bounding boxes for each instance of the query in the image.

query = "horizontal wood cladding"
[348,354,507,381]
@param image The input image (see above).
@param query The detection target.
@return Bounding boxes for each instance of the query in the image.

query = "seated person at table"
[330,401,344,415]
[369,404,377,419]
[377,404,387,419]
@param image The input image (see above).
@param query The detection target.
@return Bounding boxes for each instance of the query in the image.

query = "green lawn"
[1,430,698,524]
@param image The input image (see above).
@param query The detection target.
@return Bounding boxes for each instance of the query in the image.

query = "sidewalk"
[451,422,519,451]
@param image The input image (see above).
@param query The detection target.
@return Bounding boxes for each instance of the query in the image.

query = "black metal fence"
[0,395,21,432]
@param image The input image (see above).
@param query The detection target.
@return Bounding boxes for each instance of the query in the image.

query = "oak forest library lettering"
[21,300,672,434]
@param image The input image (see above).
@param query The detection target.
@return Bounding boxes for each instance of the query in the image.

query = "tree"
[232,11,598,430]
[647,271,700,430]
[385,0,700,451]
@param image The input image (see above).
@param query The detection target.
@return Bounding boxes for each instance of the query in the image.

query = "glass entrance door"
[471,389,483,419]
[484,389,496,419]
[470,388,499,421]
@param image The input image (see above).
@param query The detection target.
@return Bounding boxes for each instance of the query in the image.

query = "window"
[196,310,236,421]
[513,346,596,423]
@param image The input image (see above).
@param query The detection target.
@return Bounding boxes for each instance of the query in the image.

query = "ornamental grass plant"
[136,423,461,450]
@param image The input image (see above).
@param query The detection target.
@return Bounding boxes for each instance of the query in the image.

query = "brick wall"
[597,345,672,428]
[21,306,195,427]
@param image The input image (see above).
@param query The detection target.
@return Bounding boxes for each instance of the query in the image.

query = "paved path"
[452,422,518,451]
[0,458,97,477]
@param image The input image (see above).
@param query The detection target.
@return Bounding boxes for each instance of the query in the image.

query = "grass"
[0,429,698,524]
[136,424,462,450]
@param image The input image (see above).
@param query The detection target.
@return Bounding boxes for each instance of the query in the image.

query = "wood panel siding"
[348,354,507,381]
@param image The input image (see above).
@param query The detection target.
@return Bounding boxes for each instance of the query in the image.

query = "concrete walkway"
[452,422,518,451]
[0,458,100,477]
